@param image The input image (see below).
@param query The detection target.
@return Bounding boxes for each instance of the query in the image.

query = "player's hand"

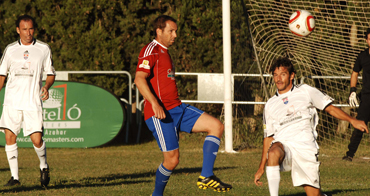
[254,168,264,186]
[348,92,359,107]
[40,86,49,101]
[152,102,166,119]
[351,119,369,133]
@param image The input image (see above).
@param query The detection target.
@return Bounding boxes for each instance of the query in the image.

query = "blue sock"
[200,135,220,177]
[152,163,172,196]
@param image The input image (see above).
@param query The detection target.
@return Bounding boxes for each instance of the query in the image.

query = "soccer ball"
[289,10,315,37]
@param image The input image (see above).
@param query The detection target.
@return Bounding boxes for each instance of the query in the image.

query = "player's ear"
[16,27,20,35]
[156,28,162,37]
[290,72,295,81]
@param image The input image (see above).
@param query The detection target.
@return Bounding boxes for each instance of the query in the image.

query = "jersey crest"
[23,50,29,60]
[282,97,288,104]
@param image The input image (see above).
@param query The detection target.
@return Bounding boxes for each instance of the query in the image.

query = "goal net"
[243,0,370,153]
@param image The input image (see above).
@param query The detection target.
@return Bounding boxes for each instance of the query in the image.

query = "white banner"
[43,121,81,129]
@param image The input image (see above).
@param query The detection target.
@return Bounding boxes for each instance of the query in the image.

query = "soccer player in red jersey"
[135,15,232,196]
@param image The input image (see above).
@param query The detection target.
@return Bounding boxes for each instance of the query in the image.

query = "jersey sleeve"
[353,51,362,73]
[43,46,56,75]
[305,84,334,110]
[263,105,275,138]
[136,47,156,74]
[0,46,10,76]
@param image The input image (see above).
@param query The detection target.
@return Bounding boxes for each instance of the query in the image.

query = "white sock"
[34,141,48,170]
[5,144,19,180]
[266,166,280,196]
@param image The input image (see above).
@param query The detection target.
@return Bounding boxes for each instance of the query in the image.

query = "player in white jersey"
[254,57,368,196]
[0,15,55,187]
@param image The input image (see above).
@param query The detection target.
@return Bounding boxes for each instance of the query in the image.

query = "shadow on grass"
[285,188,370,196]
[0,166,236,193]
[83,166,236,182]
[0,168,10,172]
[173,166,237,175]
[0,179,150,193]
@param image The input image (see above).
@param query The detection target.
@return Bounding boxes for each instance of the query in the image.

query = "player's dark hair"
[153,15,176,37]
[366,28,370,40]
[16,14,37,28]
[269,57,295,75]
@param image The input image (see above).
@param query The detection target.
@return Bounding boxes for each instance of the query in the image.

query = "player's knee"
[33,141,42,148]
[5,131,17,145]
[172,158,180,167]
[164,157,179,170]
[216,121,224,134]
[31,138,43,148]
[209,120,224,136]
[267,148,283,165]
[30,132,43,147]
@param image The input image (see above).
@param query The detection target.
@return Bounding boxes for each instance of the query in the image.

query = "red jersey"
[136,40,181,120]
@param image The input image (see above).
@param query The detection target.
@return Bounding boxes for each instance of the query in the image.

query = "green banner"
[0,81,125,148]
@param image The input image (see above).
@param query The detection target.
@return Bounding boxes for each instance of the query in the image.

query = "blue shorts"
[145,103,204,152]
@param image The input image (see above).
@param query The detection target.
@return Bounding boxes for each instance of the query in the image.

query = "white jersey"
[263,84,333,149]
[0,39,56,111]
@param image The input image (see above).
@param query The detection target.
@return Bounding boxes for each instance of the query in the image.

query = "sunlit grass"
[0,134,369,195]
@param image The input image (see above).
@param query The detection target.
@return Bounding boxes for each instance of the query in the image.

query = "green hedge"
[0,0,253,99]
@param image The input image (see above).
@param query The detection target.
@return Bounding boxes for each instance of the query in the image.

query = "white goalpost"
[223,0,235,153]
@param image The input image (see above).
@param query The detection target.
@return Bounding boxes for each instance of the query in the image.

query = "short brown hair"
[153,15,176,37]
[269,57,295,75]
[16,14,36,28]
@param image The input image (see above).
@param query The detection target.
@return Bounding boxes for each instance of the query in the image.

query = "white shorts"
[0,105,43,136]
[272,140,320,188]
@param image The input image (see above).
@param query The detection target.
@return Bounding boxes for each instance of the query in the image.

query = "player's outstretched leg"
[197,135,232,192]
[5,143,20,186]
[152,163,172,196]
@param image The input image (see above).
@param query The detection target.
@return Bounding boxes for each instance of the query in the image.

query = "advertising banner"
[0,81,125,148]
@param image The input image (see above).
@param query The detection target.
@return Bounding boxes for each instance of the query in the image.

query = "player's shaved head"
[153,15,176,37]
[16,14,37,28]
[270,57,295,75]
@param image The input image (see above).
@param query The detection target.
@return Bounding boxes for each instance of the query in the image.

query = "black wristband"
[350,87,357,93]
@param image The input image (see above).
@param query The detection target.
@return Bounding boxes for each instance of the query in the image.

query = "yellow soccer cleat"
[197,175,232,192]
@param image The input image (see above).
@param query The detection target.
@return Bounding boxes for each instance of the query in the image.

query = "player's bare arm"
[350,71,359,88]
[254,136,274,186]
[134,71,166,119]
[41,75,55,101]
[0,75,6,105]
[324,104,368,133]
[0,75,6,91]
[0,76,6,105]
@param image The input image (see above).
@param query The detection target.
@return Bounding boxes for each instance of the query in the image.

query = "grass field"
[0,134,370,195]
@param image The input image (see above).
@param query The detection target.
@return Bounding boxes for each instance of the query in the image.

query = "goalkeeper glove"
[348,87,359,107]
